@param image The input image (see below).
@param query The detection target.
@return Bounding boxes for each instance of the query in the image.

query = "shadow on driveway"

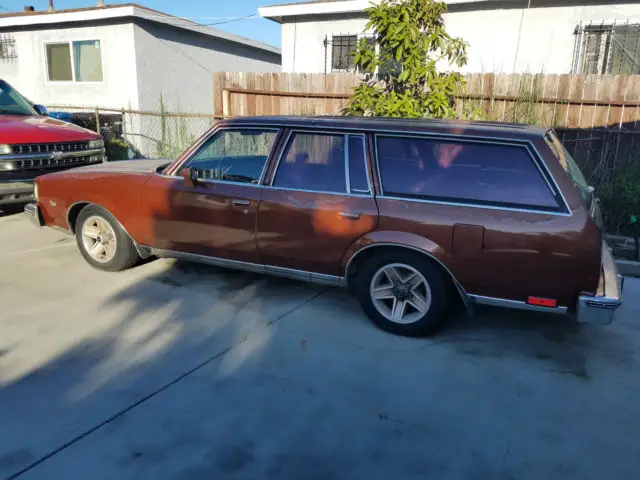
[1,259,638,479]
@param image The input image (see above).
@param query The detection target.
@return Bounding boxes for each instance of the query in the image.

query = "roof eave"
[0,4,281,57]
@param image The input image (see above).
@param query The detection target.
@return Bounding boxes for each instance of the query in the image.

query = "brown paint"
[34,116,602,310]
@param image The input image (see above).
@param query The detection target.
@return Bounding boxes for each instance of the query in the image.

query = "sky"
[0,0,297,47]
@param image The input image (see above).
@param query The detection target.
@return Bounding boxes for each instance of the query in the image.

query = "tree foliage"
[343,0,469,118]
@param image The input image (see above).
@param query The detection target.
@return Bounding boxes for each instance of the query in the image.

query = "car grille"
[13,155,102,171]
[12,141,91,155]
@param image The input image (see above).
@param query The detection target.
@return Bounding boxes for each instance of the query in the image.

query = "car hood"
[66,158,173,174]
[0,115,100,143]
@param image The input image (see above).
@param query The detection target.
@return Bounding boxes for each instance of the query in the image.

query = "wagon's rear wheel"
[356,251,451,337]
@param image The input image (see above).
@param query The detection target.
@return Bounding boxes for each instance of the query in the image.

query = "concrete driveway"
[1,208,639,480]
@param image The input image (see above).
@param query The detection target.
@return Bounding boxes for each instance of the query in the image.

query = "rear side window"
[376,136,560,211]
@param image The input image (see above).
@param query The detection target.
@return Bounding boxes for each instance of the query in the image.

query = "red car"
[0,79,105,206]
[25,116,623,336]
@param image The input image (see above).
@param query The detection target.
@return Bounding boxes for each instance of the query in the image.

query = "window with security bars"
[573,23,640,74]
[331,35,358,71]
[0,34,16,61]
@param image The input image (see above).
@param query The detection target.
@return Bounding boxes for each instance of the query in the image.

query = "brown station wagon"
[24,116,623,336]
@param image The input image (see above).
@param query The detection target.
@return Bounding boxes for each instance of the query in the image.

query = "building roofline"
[0,3,281,56]
[259,0,492,23]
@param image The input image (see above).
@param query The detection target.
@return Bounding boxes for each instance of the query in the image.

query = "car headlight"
[0,144,12,155]
[0,160,14,171]
[88,139,104,149]
[34,182,39,201]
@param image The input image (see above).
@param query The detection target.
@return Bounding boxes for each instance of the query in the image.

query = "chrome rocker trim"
[468,295,568,314]
[150,248,345,287]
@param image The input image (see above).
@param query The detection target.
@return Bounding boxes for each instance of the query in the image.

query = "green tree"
[344,0,469,118]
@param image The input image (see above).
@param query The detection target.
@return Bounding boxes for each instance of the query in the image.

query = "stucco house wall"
[267,1,640,74]
[133,21,281,114]
[0,22,138,108]
[0,4,281,111]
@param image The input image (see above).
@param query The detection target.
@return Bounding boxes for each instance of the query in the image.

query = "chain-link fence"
[46,106,221,161]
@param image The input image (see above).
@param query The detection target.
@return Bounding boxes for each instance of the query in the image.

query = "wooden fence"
[212,72,358,118]
[212,72,640,130]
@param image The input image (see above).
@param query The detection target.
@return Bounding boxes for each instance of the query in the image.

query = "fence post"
[94,107,100,135]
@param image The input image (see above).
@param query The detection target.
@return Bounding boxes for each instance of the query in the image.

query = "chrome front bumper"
[24,202,44,227]
[577,242,623,325]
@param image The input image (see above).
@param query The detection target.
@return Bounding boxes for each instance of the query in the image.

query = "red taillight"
[527,296,558,308]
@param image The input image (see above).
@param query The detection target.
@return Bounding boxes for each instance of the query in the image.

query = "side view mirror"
[33,104,48,116]
[181,167,199,188]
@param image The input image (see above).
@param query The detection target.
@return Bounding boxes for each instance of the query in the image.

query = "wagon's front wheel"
[75,205,139,272]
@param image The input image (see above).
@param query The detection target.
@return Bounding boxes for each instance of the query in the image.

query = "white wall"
[447,3,640,73]
[133,21,281,114]
[281,16,368,73]
[0,22,139,108]
[280,2,640,74]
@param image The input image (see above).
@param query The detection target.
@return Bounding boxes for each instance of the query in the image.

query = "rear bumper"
[24,202,44,227]
[577,242,623,325]
[0,180,34,206]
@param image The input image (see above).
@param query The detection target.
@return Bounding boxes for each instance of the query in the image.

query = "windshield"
[0,79,38,116]
[545,130,593,208]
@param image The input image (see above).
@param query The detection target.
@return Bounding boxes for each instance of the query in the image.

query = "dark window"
[573,23,640,74]
[331,35,357,71]
[274,133,346,193]
[348,135,370,193]
[376,136,559,211]
[0,34,16,61]
[180,129,277,184]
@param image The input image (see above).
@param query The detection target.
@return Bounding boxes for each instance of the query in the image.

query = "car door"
[257,130,379,278]
[140,127,280,264]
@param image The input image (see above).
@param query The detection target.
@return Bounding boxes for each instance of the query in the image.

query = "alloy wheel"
[369,263,432,324]
[81,215,117,264]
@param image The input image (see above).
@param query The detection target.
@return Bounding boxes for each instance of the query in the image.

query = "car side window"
[376,136,560,211]
[273,133,347,193]
[179,129,278,184]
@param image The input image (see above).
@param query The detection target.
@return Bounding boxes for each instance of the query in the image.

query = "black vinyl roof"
[221,115,548,140]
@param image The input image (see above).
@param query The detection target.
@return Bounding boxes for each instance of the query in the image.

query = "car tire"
[356,251,451,337]
[75,205,140,272]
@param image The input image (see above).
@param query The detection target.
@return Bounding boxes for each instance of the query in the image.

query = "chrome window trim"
[469,294,568,314]
[264,185,374,198]
[372,133,572,216]
[156,174,264,189]
[347,134,371,194]
[264,127,372,198]
[344,134,351,194]
[150,248,345,286]
[168,127,280,186]
[377,195,572,217]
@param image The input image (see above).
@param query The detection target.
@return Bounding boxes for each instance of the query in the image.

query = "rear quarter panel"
[361,199,600,308]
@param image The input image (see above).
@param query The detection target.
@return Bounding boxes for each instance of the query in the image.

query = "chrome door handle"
[339,212,360,220]
[232,199,250,207]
